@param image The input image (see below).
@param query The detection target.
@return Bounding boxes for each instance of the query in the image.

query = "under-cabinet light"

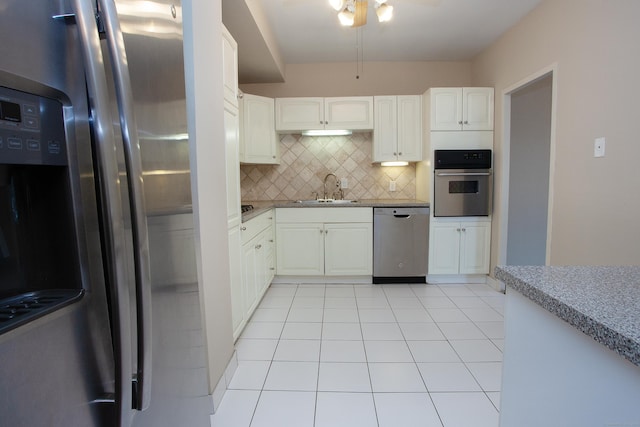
[381,161,409,167]
[301,129,353,136]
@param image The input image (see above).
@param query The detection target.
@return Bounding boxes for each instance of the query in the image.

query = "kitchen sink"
[294,199,358,204]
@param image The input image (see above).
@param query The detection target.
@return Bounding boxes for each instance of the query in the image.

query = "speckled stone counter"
[495,265,640,367]
[241,199,429,222]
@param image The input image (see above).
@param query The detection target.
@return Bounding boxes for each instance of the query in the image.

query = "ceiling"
[222,0,543,84]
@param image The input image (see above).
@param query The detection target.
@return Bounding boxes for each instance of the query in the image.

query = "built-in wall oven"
[433,149,492,217]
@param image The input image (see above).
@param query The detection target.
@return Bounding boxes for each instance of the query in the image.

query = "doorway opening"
[499,68,556,266]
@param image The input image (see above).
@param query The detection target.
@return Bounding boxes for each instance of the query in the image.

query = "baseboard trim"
[272,275,372,284]
[211,350,238,414]
[486,275,505,293]
[426,274,488,284]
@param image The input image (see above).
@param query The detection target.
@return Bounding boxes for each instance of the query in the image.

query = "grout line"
[237,282,505,427]
[247,283,298,427]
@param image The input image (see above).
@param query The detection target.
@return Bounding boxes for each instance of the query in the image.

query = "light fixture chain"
[355,26,364,79]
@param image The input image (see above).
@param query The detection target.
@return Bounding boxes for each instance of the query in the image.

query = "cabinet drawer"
[276,207,372,223]
[242,209,274,243]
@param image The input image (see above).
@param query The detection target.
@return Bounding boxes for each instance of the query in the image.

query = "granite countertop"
[495,265,640,367]
[241,199,430,221]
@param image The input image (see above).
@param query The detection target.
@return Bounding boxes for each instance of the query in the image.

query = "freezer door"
[0,1,116,426]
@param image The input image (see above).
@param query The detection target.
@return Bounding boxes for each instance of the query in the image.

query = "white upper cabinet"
[324,97,374,130]
[224,102,241,228]
[221,25,238,107]
[240,93,279,164]
[275,96,373,132]
[429,87,493,131]
[275,97,324,131]
[373,95,422,162]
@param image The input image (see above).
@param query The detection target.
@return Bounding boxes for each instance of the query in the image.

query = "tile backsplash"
[240,132,416,201]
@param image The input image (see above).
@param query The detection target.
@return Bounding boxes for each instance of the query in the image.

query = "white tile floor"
[211,283,504,427]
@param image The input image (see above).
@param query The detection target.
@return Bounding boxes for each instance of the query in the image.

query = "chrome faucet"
[323,173,338,200]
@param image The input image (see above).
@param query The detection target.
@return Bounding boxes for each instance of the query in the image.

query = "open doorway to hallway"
[504,73,553,265]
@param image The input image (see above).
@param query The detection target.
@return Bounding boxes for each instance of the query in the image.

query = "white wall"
[472,0,640,269]
[183,0,235,393]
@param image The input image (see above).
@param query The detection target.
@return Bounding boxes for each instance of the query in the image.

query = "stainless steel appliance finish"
[373,207,429,284]
[433,149,493,217]
[0,0,210,426]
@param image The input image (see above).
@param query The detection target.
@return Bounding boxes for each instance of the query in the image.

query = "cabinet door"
[276,223,324,275]
[224,102,241,228]
[459,222,491,274]
[264,223,276,284]
[254,233,268,300]
[242,238,260,315]
[324,223,373,276]
[229,225,245,340]
[430,88,462,131]
[397,95,422,161]
[221,26,238,107]
[462,87,494,131]
[241,94,279,164]
[428,222,461,275]
[324,97,374,130]
[373,96,398,162]
[275,97,324,131]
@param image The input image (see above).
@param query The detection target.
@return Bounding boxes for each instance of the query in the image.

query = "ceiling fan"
[329,0,393,27]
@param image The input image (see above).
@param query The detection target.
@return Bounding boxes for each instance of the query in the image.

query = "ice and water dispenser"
[0,86,83,333]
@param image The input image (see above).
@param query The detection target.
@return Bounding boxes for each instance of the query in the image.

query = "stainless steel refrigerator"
[0,0,211,425]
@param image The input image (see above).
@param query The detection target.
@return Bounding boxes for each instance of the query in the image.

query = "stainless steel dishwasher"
[373,207,429,284]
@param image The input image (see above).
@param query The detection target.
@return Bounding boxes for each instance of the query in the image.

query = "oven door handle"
[436,172,492,177]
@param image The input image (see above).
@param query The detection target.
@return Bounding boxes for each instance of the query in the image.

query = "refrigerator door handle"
[98,0,153,412]
[71,0,134,424]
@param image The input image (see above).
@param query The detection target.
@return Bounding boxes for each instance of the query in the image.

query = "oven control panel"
[0,86,67,166]
[434,149,492,169]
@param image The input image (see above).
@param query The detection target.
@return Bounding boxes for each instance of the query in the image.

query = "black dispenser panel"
[0,86,67,166]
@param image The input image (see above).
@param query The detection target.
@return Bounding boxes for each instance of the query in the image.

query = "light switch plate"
[389,180,396,192]
[594,137,606,157]
[340,177,349,189]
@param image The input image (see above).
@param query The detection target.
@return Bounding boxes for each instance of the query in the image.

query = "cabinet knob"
[240,226,247,231]
[269,239,274,243]
[456,228,461,232]
[320,229,324,234]
[325,121,328,125]
[458,121,463,125]
[464,120,469,125]
[393,152,397,156]
[270,267,275,271]
[273,155,276,159]
[398,152,403,156]
[325,230,329,234]
[461,228,466,232]
[255,244,262,249]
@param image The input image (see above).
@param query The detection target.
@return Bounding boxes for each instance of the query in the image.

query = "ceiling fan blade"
[353,0,368,27]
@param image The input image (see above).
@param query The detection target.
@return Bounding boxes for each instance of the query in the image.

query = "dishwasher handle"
[374,207,430,217]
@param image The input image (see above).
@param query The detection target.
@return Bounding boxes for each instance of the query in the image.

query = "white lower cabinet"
[428,219,491,275]
[275,223,325,275]
[228,225,244,338]
[276,207,373,277]
[324,223,373,275]
[232,210,275,340]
